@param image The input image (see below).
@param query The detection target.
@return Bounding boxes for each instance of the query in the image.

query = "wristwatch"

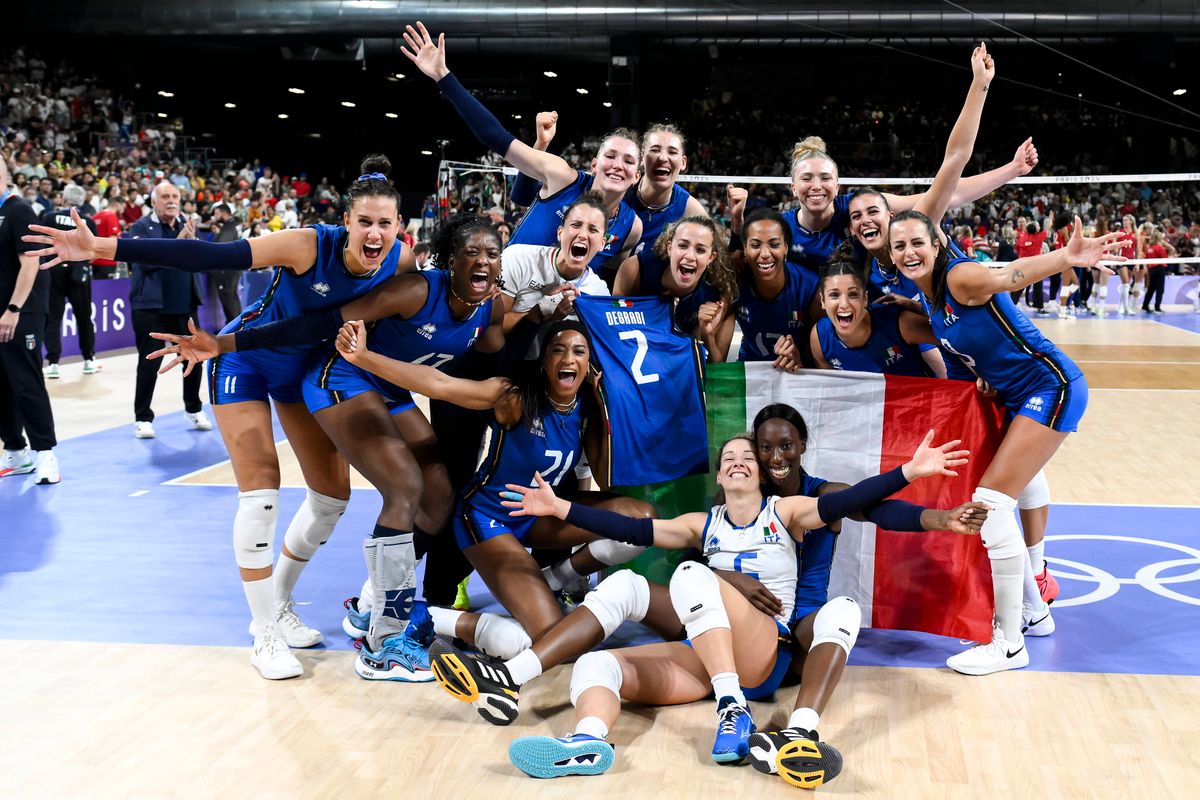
[6,303,20,313]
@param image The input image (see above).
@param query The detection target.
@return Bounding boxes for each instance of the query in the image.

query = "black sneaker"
[775,728,844,789]
[429,637,521,725]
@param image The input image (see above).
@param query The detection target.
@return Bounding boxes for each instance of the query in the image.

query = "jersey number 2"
[618,330,660,385]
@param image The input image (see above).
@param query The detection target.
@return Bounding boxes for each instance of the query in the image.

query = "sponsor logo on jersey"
[1025,396,1045,412]
[25,334,36,350]
[605,310,646,326]
[311,281,331,297]
[830,357,843,369]
[417,323,437,340]
[704,534,721,556]
[527,416,546,439]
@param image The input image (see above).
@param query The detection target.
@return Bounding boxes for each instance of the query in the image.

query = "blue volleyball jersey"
[308,268,492,405]
[919,258,1084,416]
[508,169,637,272]
[221,224,399,357]
[866,257,922,304]
[793,473,837,618]
[575,295,708,487]
[735,261,819,361]
[461,396,589,538]
[626,182,693,254]
[815,303,932,378]
[782,194,851,271]
[634,249,721,333]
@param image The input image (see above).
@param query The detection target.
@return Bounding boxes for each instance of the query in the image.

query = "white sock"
[429,606,463,638]
[574,716,609,740]
[711,672,745,706]
[545,558,583,592]
[1021,553,1045,610]
[1098,285,1108,304]
[974,488,1025,643]
[788,707,820,733]
[474,612,532,660]
[505,648,543,685]
[243,576,276,637]
[1027,540,1046,575]
[273,554,308,609]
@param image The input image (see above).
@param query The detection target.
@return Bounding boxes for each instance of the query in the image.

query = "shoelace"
[261,631,289,657]
[718,706,745,735]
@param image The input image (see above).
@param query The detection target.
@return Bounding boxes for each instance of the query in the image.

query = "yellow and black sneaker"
[429,637,521,725]
[774,729,843,789]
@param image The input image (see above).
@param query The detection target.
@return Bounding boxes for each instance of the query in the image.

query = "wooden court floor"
[3,317,1199,799]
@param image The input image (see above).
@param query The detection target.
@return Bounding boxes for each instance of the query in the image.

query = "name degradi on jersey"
[702,496,798,622]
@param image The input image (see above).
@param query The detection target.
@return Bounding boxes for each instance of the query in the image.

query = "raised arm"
[947,216,1127,304]
[502,472,707,549]
[509,111,556,206]
[402,22,578,194]
[336,320,513,410]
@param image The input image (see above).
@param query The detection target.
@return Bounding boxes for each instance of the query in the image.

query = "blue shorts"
[452,500,535,551]
[208,348,310,405]
[684,619,793,701]
[1010,375,1088,433]
[302,353,418,415]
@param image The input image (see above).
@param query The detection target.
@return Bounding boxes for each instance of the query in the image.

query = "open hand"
[146,317,218,376]
[500,472,560,517]
[905,429,971,479]
[22,207,98,268]
[400,21,449,81]
[1066,215,1127,274]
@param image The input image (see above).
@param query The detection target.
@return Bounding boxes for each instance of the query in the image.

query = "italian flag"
[628,363,1004,642]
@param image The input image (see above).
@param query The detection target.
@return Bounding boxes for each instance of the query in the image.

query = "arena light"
[576,88,589,95]
[385,112,399,119]
[224,102,236,109]
[394,73,405,80]
[603,101,612,108]
[157,91,174,98]
[1174,88,1188,96]
[288,87,305,95]
[543,71,558,78]
[341,101,356,108]
[513,114,523,120]
[278,113,289,119]
[420,150,433,156]
[156,112,167,118]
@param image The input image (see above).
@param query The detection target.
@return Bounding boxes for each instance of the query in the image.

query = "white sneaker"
[82,359,101,374]
[34,450,60,485]
[44,363,59,379]
[274,600,324,648]
[1056,305,1069,320]
[1022,602,1055,637]
[0,448,35,477]
[946,623,1029,675]
[133,421,156,439]
[250,628,303,680]
[186,410,213,431]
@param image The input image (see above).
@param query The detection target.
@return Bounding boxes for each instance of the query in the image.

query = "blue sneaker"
[342,597,369,640]
[508,734,615,778]
[405,600,434,647]
[711,696,755,764]
[354,630,434,682]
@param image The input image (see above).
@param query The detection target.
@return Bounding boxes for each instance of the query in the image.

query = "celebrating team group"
[23,23,1129,789]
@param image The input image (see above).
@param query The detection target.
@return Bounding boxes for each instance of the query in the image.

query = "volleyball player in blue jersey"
[611,215,738,360]
[402,22,642,277]
[626,123,709,254]
[26,156,415,681]
[809,256,941,378]
[890,208,1124,674]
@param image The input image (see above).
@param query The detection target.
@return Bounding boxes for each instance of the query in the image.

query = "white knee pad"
[581,569,651,639]
[586,539,646,567]
[283,489,348,561]
[809,596,861,657]
[669,561,730,639]
[474,612,533,660]
[974,488,1024,560]
[1016,470,1050,510]
[233,489,280,570]
[569,650,624,706]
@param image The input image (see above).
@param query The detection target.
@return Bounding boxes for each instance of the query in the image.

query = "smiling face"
[542,329,590,406]
[849,193,892,254]
[666,222,716,292]
[755,418,805,492]
[821,272,868,337]
[743,218,788,284]
[343,195,400,270]
[791,156,838,215]
[449,228,502,304]
[556,204,607,278]
[642,130,686,191]
[716,437,762,494]
[152,181,181,224]
[890,217,940,283]
[591,136,641,195]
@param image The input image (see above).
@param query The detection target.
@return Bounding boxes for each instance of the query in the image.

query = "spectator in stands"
[127,181,212,439]
[413,241,432,269]
[208,201,243,324]
[0,157,59,484]
[291,172,311,198]
[41,184,98,378]
[91,195,125,279]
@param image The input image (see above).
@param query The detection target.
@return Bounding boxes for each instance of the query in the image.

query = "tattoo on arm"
[1010,268,1025,285]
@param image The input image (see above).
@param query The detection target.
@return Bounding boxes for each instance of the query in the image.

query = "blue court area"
[3,413,1198,677]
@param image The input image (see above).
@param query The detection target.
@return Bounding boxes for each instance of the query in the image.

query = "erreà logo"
[416,323,437,340]
[311,282,331,296]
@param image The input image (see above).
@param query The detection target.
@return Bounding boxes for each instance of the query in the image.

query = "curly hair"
[652,215,739,304]
[430,215,501,270]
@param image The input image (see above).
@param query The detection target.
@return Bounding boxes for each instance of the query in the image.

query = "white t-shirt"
[499,243,609,314]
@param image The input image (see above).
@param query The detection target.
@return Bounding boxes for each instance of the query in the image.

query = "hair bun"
[791,136,829,162]
[358,153,392,178]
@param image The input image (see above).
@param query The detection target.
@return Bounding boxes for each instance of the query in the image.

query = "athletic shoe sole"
[947,646,1030,676]
[429,639,519,725]
[748,732,788,775]
[508,736,614,778]
[776,738,845,789]
[354,650,434,682]
[250,652,303,680]
[0,465,35,477]
[1023,610,1056,637]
